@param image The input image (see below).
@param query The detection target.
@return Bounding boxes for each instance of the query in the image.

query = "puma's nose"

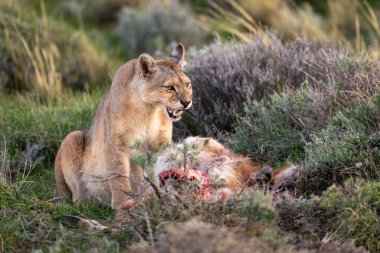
[180,100,192,110]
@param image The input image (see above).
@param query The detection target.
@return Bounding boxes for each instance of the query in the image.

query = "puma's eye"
[164,85,175,91]
[186,82,191,88]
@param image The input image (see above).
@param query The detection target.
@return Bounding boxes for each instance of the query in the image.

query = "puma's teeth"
[166,107,183,119]
[172,109,183,116]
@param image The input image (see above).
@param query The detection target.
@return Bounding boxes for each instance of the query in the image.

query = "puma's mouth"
[166,107,183,121]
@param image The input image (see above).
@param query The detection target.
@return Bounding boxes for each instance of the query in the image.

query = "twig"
[144,212,154,247]
[131,227,145,243]
[173,191,189,209]
[144,175,161,200]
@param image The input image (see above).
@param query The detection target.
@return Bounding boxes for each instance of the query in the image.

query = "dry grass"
[129,219,292,253]
[0,0,113,100]
[19,34,63,101]
[210,0,380,57]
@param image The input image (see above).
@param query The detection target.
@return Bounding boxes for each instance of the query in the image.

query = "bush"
[228,88,328,165]
[115,0,208,55]
[59,0,147,24]
[0,1,113,99]
[186,37,380,137]
[80,0,146,23]
[228,89,379,192]
[228,89,379,165]
[302,99,380,193]
[239,189,278,224]
[317,179,380,252]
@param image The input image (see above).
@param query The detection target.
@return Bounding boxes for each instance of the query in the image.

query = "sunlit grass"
[210,0,380,58]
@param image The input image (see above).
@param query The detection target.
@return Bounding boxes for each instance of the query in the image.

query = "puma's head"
[138,43,192,121]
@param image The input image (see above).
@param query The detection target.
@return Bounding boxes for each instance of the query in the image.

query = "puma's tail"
[56,215,110,232]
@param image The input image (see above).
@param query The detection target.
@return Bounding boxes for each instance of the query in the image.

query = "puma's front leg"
[107,148,136,211]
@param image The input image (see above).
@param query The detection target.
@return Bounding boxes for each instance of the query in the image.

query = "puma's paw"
[113,198,136,221]
[115,208,130,221]
[112,197,136,210]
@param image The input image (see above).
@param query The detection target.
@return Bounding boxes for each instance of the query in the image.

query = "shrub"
[228,90,379,193]
[59,0,147,24]
[185,37,380,137]
[0,1,113,99]
[228,88,329,165]
[115,0,208,55]
[80,0,146,23]
[301,99,380,193]
[317,179,380,252]
[239,189,278,225]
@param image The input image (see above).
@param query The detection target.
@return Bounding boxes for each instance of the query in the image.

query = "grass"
[0,183,130,252]
[211,0,380,57]
[315,179,380,252]
[0,92,138,252]
[0,150,127,252]
[1,0,380,252]
[0,92,102,157]
[0,0,115,100]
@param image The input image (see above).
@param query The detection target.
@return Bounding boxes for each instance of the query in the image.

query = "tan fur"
[55,44,192,213]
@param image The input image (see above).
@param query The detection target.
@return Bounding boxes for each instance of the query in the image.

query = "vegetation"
[0,1,114,100]
[1,0,380,252]
[316,179,380,252]
[115,0,209,55]
[210,0,380,56]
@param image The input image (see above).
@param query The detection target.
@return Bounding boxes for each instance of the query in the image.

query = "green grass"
[0,183,131,252]
[0,92,139,252]
[0,92,102,155]
[0,167,131,252]
[316,179,380,252]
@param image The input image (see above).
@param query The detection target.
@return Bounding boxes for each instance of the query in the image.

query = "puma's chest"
[128,111,170,143]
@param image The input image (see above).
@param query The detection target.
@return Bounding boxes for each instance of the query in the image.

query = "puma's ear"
[170,43,186,68]
[139,53,157,76]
